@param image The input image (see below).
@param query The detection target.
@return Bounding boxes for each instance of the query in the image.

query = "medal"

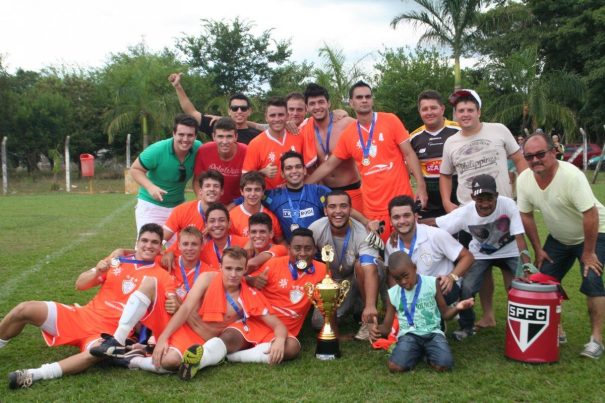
[357,113,376,169]
[362,157,370,166]
[339,265,343,273]
[290,223,300,231]
[296,260,307,270]
[286,187,306,234]
[110,258,120,268]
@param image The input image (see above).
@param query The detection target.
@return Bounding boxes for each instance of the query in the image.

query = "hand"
[164,292,181,314]
[152,337,169,368]
[96,259,110,273]
[207,114,221,126]
[369,316,381,343]
[581,251,603,277]
[455,297,474,311]
[438,275,454,294]
[285,121,299,134]
[168,72,182,88]
[366,219,380,233]
[332,109,349,121]
[534,249,553,269]
[361,305,378,324]
[253,268,270,290]
[147,185,167,202]
[261,162,278,178]
[416,190,428,210]
[161,251,175,273]
[266,338,285,365]
[388,231,398,248]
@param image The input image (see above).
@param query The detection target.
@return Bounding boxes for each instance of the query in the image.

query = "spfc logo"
[122,278,136,295]
[507,302,549,352]
[290,287,304,304]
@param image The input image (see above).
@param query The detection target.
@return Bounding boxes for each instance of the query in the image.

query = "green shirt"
[137,138,202,208]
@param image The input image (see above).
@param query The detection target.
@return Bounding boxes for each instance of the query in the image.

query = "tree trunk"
[142,115,149,149]
[454,54,462,90]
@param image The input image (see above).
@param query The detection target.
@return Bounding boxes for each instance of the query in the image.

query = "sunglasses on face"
[230,105,249,112]
[524,148,553,161]
[178,164,186,182]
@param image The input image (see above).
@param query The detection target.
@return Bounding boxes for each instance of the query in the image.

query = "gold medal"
[296,260,308,270]
[362,157,370,166]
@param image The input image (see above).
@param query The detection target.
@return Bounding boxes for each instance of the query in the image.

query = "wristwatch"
[449,273,460,282]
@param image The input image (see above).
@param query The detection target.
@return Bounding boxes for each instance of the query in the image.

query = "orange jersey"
[170,256,214,300]
[163,200,206,251]
[333,112,414,216]
[229,204,283,241]
[253,256,327,336]
[242,130,317,189]
[199,235,249,271]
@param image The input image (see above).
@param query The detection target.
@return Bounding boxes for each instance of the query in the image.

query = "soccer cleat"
[354,323,370,341]
[452,328,475,341]
[110,348,147,369]
[90,333,128,358]
[8,370,33,389]
[580,337,604,359]
[178,344,204,381]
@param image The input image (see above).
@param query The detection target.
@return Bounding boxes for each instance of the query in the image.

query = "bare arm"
[520,211,552,268]
[514,234,532,265]
[130,158,167,202]
[581,206,603,276]
[511,149,528,174]
[361,263,379,323]
[168,73,202,124]
[436,278,475,320]
[399,141,428,208]
[260,314,287,364]
[439,173,458,213]
[304,154,343,184]
[437,247,474,295]
[75,258,110,290]
[369,299,395,342]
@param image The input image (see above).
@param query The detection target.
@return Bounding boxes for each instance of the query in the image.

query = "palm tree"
[484,46,585,137]
[391,0,485,90]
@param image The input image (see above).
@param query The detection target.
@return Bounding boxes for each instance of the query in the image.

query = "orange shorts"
[168,324,206,356]
[227,317,297,345]
[41,302,117,352]
[141,282,172,337]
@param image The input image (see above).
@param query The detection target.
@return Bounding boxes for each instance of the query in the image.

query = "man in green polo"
[130,114,202,236]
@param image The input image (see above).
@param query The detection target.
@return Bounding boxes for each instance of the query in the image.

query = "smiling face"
[206,209,229,240]
[241,180,264,208]
[135,231,162,261]
[178,232,202,263]
[289,235,316,266]
[221,254,246,289]
[287,98,307,126]
[324,194,351,230]
[198,179,223,204]
[228,99,251,127]
[523,135,558,176]
[418,99,445,131]
[266,105,288,134]
[471,193,498,217]
[307,95,330,122]
[213,129,237,157]
[249,223,273,251]
[390,205,417,238]
[281,156,306,188]
[454,101,481,132]
[172,124,197,154]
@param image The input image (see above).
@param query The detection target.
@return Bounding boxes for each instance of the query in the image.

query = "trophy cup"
[304,245,350,360]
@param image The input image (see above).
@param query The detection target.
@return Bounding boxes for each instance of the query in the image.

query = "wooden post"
[65,136,71,192]
[1,137,7,195]
[591,126,605,184]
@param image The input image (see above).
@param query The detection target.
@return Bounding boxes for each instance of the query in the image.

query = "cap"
[449,89,482,108]
[471,174,497,197]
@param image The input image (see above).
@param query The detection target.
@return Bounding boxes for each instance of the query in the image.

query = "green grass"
[0,178,604,402]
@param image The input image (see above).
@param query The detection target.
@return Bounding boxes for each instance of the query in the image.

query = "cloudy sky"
[0,0,426,73]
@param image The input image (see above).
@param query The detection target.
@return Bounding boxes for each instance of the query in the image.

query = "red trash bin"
[80,154,95,177]
[506,280,561,363]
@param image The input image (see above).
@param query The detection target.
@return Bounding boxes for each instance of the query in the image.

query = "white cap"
[449,89,482,108]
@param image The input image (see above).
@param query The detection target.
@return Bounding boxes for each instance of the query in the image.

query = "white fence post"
[126,133,131,168]
[1,137,7,195]
[579,128,588,171]
[65,136,70,192]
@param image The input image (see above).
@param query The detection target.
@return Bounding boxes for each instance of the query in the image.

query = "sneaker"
[580,337,604,359]
[354,323,370,341]
[110,348,147,369]
[178,344,203,381]
[8,370,33,389]
[452,328,475,341]
[90,334,128,358]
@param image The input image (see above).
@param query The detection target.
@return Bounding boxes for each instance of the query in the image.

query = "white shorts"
[135,199,173,240]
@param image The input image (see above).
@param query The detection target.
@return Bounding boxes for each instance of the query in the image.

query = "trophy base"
[315,339,341,360]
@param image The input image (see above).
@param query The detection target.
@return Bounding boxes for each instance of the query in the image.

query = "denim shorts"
[389,332,453,370]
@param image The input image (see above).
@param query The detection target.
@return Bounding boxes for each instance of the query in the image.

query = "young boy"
[370,251,474,372]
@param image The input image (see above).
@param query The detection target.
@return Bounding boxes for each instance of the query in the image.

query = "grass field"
[0,177,604,402]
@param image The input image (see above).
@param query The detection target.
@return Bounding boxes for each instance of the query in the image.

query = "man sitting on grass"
[0,224,170,389]
[370,251,474,372]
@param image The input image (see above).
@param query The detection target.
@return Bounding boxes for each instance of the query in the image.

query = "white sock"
[227,342,271,364]
[115,290,151,345]
[0,338,9,348]
[199,337,227,369]
[129,356,171,374]
[27,362,62,381]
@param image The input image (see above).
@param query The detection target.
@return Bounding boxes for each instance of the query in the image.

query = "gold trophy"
[305,245,350,360]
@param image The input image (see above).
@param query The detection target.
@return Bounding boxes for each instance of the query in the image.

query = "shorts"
[140,279,173,337]
[227,317,297,345]
[168,324,206,357]
[389,332,453,370]
[135,199,173,240]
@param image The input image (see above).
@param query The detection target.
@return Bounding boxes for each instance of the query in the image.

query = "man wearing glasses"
[517,133,605,359]
[130,114,202,236]
[169,73,260,145]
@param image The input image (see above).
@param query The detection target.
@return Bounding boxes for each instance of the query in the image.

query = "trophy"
[304,245,350,360]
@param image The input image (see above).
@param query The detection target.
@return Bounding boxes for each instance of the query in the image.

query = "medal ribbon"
[288,262,316,280]
[356,113,376,163]
[213,236,232,264]
[226,293,247,331]
[400,275,422,327]
[118,256,154,266]
[286,187,306,229]
[314,113,333,156]
[197,201,206,223]
[334,225,351,270]
[179,256,201,292]
[398,231,417,257]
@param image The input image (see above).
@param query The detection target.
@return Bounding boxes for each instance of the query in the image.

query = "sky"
[0,0,427,73]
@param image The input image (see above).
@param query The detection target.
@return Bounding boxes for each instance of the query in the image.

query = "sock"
[130,356,171,374]
[27,362,62,381]
[115,290,151,345]
[199,337,227,369]
[0,338,9,348]
[227,342,271,364]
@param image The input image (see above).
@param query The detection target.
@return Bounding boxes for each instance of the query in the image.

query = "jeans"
[389,332,453,370]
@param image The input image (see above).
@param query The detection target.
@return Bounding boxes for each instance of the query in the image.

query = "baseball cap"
[471,174,497,197]
[449,89,482,108]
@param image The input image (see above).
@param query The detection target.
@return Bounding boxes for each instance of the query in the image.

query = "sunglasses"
[178,164,186,182]
[524,148,553,161]
[230,105,249,112]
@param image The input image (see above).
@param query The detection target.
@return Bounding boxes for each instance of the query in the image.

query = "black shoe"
[90,333,128,358]
[8,370,33,389]
[110,348,147,369]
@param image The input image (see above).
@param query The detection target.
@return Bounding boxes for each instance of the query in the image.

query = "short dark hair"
[285,92,305,104]
[267,96,288,109]
[523,133,555,151]
[280,150,304,170]
[229,93,251,107]
[139,223,163,240]
[205,203,230,221]
[173,114,199,132]
[304,83,330,104]
[249,212,273,231]
[289,227,315,244]
[451,94,479,110]
[349,80,372,99]
[325,190,351,207]
[198,169,224,188]
[388,251,415,272]
[240,171,266,190]
[213,117,237,133]
[417,90,444,106]
[179,226,203,241]
[388,195,416,216]
[222,246,248,264]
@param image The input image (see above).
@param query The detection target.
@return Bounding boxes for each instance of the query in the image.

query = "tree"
[391,0,487,89]
[482,46,585,137]
[176,18,291,96]
[267,61,314,98]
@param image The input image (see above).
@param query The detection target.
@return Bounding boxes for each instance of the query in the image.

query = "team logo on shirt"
[268,151,276,162]
[122,277,137,295]
[507,302,550,352]
[290,286,305,303]
[279,278,288,288]
[176,287,187,300]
